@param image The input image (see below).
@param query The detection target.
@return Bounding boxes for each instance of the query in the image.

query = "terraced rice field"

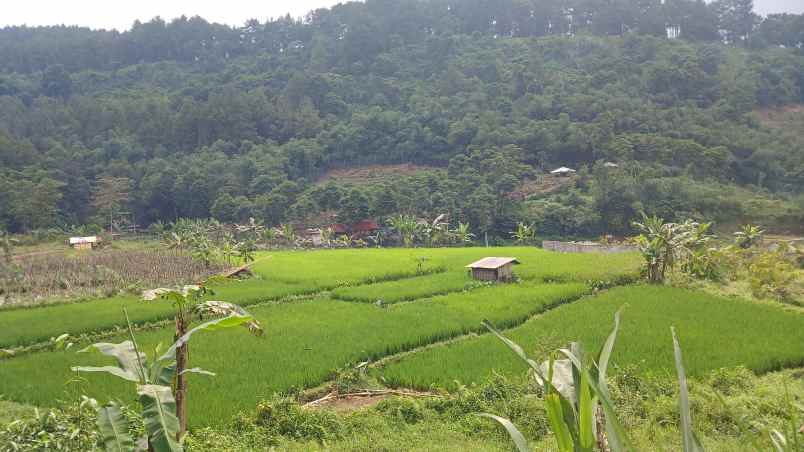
[2,247,802,431]
[379,285,804,389]
[0,247,639,348]
[330,271,483,303]
[0,282,589,426]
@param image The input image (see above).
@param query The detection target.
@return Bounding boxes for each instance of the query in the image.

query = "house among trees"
[550,167,576,177]
[331,219,380,238]
[465,257,520,282]
[69,236,100,250]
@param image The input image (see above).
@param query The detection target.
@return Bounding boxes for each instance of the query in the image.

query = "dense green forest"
[0,0,803,237]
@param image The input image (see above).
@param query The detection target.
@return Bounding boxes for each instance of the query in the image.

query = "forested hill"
[1,0,803,237]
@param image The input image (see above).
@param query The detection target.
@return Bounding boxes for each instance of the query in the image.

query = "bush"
[254,396,344,442]
[375,397,427,424]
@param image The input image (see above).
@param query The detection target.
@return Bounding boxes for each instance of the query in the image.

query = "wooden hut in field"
[69,236,100,250]
[465,257,520,282]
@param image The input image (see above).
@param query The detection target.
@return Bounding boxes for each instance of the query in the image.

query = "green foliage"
[746,250,797,302]
[0,398,102,451]
[0,3,802,236]
[510,223,537,246]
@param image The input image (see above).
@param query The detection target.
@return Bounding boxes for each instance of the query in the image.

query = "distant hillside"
[0,0,802,237]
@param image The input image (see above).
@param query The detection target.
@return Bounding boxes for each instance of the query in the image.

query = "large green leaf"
[78,341,147,383]
[97,402,135,452]
[477,413,531,452]
[578,371,595,452]
[137,384,182,452]
[596,307,626,452]
[545,393,574,452]
[159,315,257,361]
[71,365,140,382]
[482,320,545,383]
[195,301,264,336]
[672,327,705,452]
[560,348,635,452]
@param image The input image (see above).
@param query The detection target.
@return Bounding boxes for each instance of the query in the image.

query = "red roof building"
[329,219,379,236]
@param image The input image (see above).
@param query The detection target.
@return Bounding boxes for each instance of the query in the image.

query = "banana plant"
[73,302,261,451]
[452,222,474,246]
[510,222,536,245]
[141,284,262,441]
[479,308,633,452]
[734,224,765,249]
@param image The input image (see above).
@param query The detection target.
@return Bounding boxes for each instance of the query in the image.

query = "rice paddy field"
[380,285,804,390]
[2,246,803,432]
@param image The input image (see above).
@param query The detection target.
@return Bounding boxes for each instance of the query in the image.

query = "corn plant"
[672,327,705,452]
[140,283,262,440]
[479,309,633,452]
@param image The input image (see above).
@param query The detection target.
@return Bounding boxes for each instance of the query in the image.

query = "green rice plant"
[380,285,804,390]
[0,279,304,350]
[330,271,483,304]
[0,282,589,427]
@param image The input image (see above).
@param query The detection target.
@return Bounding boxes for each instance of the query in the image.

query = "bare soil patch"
[317,164,439,185]
[304,389,435,413]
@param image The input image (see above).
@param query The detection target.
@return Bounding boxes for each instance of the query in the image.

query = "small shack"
[69,236,100,250]
[465,257,520,282]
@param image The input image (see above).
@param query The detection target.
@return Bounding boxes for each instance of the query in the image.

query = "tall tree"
[92,176,133,233]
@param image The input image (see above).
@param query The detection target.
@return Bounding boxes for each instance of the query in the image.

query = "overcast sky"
[0,0,801,31]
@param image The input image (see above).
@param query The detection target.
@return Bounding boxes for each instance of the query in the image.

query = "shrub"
[254,397,343,442]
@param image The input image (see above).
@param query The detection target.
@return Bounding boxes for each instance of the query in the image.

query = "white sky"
[0,0,800,31]
[0,1,347,31]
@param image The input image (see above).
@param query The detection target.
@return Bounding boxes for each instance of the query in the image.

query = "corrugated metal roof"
[465,257,520,269]
[550,166,576,174]
[69,236,99,244]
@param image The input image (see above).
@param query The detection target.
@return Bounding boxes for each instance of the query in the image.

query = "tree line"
[0,0,803,236]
